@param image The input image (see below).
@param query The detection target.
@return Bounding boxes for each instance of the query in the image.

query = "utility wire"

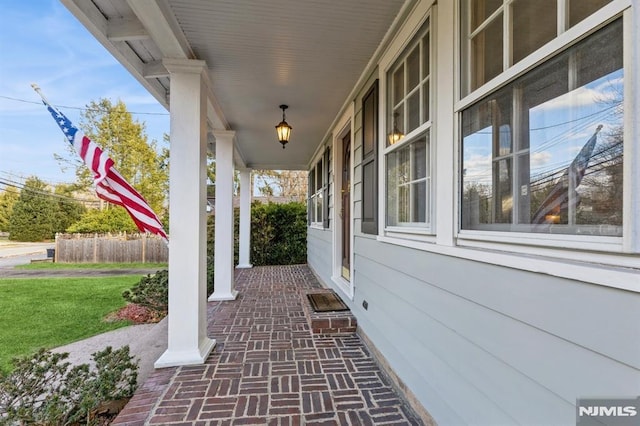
[0,95,169,116]
[0,178,100,204]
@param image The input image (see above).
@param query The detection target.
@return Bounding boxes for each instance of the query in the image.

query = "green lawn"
[0,276,141,373]
[16,262,167,270]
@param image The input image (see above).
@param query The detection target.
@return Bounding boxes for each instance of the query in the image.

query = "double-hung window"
[385,17,433,232]
[459,0,625,242]
[309,158,324,226]
[308,148,330,228]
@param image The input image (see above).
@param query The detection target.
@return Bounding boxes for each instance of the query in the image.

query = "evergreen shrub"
[0,347,137,425]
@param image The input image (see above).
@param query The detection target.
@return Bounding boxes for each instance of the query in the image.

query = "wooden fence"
[54,233,168,263]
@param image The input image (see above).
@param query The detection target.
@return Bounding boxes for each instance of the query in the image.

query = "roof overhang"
[60,0,412,169]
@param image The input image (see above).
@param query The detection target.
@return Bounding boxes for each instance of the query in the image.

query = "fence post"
[54,233,58,263]
[142,233,147,263]
[93,233,98,263]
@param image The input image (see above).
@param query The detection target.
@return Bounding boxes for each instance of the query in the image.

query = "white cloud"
[531,68,623,114]
[530,151,552,168]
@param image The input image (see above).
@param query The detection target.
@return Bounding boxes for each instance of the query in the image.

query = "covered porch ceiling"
[61,0,411,170]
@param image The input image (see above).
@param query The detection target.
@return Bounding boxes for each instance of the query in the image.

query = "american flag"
[531,125,602,225]
[42,100,168,242]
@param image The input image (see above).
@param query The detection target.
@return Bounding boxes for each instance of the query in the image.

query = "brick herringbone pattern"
[113,265,422,425]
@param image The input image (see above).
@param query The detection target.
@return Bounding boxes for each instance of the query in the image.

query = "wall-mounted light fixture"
[275,104,292,149]
[388,112,404,145]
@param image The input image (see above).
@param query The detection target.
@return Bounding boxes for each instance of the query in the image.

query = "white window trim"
[456,0,630,111]
[381,9,435,238]
[455,1,637,257]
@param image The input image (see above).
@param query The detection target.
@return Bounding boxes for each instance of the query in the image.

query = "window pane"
[407,46,421,92]
[399,185,409,222]
[461,19,623,236]
[309,169,315,193]
[493,158,512,223]
[387,156,399,226]
[311,197,317,222]
[413,137,427,180]
[470,0,503,31]
[407,91,421,133]
[315,160,323,191]
[423,82,430,123]
[386,135,430,227]
[413,181,427,222]
[470,13,503,92]
[389,104,405,147]
[512,0,557,64]
[422,29,430,78]
[569,0,613,28]
[393,64,404,106]
[316,194,323,222]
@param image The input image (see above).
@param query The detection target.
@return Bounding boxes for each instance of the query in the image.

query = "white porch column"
[237,168,253,269]
[209,130,239,301]
[155,59,215,368]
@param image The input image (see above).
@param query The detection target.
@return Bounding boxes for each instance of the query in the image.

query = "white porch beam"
[237,169,253,269]
[155,59,215,368]
[106,17,149,41]
[126,0,193,59]
[209,130,239,301]
[143,60,169,79]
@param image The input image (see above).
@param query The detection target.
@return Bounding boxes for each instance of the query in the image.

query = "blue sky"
[0,0,169,187]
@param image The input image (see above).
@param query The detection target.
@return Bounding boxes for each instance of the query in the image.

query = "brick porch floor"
[112,265,423,425]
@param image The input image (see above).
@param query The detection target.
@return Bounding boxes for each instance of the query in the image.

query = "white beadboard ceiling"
[61,0,408,169]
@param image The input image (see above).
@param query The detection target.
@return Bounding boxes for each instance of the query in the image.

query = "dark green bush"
[206,200,306,280]
[0,346,137,425]
[249,201,307,265]
[122,270,168,316]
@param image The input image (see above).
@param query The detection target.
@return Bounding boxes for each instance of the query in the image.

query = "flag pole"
[30,83,62,115]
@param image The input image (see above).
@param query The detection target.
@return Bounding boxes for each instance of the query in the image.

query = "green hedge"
[249,201,307,265]
[206,201,307,290]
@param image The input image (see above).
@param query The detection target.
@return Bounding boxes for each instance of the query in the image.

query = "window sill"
[377,235,640,293]
[458,229,624,254]
[385,226,433,236]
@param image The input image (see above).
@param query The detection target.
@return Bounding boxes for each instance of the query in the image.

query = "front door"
[341,133,351,280]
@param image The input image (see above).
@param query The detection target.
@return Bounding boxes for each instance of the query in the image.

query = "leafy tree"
[253,170,307,201]
[7,177,55,241]
[51,184,86,234]
[0,189,19,232]
[206,154,240,198]
[55,98,168,216]
[66,206,138,234]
